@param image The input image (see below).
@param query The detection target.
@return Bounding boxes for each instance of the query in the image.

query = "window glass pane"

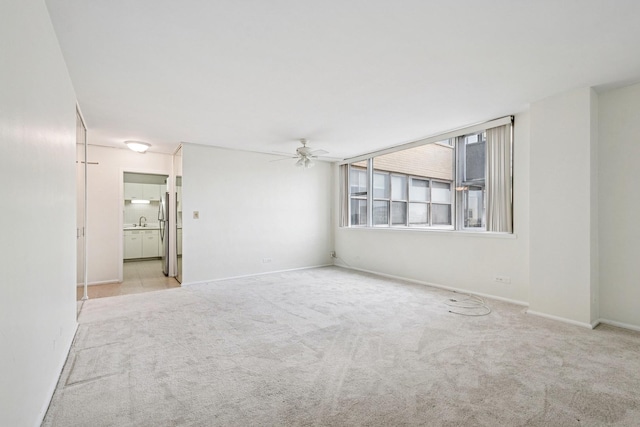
[391,175,407,200]
[409,178,429,201]
[350,167,367,196]
[464,133,486,182]
[464,186,485,228]
[350,199,367,226]
[373,200,389,226]
[409,203,428,226]
[373,172,390,199]
[431,181,451,203]
[391,201,406,225]
[432,204,451,225]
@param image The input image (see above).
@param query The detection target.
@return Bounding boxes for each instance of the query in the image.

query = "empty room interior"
[3,0,640,425]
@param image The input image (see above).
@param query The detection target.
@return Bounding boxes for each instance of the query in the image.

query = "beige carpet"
[44,267,640,426]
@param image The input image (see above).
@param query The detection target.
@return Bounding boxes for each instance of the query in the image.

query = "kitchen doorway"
[122,172,179,292]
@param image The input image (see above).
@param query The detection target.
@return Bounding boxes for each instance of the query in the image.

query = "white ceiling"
[46,0,640,158]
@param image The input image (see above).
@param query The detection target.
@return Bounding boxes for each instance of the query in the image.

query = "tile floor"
[76,259,180,300]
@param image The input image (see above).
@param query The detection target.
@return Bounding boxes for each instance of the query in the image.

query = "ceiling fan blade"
[310,149,328,156]
[272,150,298,157]
[269,156,297,163]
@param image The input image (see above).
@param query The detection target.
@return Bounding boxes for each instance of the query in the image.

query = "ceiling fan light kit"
[296,157,314,168]
[271,138,327,168]
[290,138,325,169]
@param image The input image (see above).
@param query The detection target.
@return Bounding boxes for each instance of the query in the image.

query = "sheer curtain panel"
[339,164,349,227]
[486,124,512,232]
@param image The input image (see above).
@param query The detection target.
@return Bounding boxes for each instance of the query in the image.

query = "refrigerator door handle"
[158,200,165,242]
[157,201,164,221]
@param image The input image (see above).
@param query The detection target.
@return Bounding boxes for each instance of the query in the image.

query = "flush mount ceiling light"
[124,140,151,153]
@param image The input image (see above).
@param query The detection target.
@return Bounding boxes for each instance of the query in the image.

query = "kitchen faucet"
[139,216,147,227]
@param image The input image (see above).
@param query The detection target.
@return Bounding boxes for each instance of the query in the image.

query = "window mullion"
[367,158,373,227]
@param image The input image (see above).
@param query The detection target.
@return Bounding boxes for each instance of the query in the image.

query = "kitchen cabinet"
[124,230,142,259]
[124,229,160,259]
[142,229,159,257]
[124,183,143,200]
[142,184,161,201]
[124,183,162,201]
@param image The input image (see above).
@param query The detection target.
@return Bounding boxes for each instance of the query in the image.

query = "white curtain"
[486,124,512,233]
[339,164,349,227]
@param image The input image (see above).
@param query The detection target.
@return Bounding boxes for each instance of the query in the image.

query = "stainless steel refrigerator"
[159,191,170,276]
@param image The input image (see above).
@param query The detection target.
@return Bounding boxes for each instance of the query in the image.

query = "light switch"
[193,211,199,219]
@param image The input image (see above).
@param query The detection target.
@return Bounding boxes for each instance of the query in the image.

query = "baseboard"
[334,264,529,307]
[37,321,79,426]
[598,318,640,332]
[181,263,334,287]
[525,310,598,329]
[77,279,120,287]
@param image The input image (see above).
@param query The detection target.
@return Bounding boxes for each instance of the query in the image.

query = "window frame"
[456,131,487,230]
[343,116,513,233]
[348,164,368,227]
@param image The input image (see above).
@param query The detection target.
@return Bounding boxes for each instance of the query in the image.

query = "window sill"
[341,226,517,239]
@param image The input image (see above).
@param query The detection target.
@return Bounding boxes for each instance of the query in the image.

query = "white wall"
[0,1,78,425]
[182,144,334,283]
[333,113,531,304]
[86,145,172,283]
[529,87,598,326]
[598,82,640,328]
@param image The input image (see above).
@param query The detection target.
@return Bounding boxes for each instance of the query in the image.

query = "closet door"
[76,108,87,304]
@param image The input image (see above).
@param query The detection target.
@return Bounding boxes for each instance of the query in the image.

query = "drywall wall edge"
[37,322,79,426]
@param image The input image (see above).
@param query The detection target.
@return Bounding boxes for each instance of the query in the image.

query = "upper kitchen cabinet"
[124,182,143,200]
[142,183,161,201]
[124,183,161,201]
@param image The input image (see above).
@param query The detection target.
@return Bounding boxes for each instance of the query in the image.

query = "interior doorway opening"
[122,172,179,292]
[75,171,179,300]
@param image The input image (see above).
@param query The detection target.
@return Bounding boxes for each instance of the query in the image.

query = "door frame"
[76,104,88,304]
[118,167,174,283]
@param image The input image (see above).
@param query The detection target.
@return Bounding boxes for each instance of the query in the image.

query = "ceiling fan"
[275,138,328,168]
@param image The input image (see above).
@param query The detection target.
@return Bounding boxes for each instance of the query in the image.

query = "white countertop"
[124,225,160,231]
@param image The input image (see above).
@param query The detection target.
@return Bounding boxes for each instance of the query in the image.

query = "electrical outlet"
[330,251,337,258]
[495,275,511,284]
[262,258,272,264]
[193,211,199,219]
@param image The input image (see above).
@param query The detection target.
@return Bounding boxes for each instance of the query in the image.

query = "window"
[342,118,513,233]
[372,171,390,226]
[391,175,407,226]
[363,144,455,228]
[431,181,452,225]
[409,178,429,226]
[349,164,367,226]
[457,132,486,229]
